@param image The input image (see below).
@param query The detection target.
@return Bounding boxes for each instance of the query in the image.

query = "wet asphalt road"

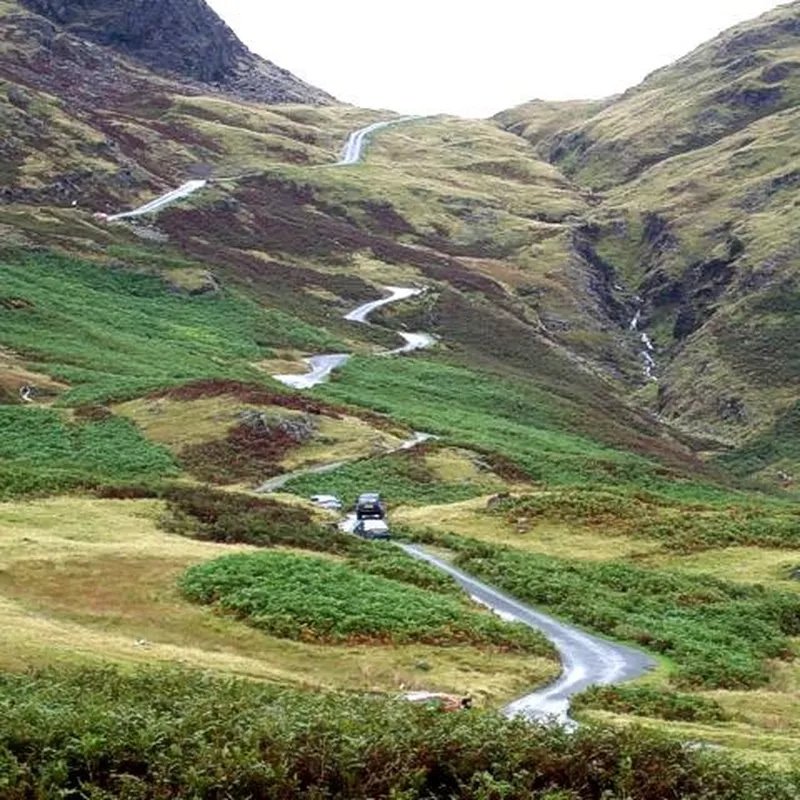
[399,543,656,726]
[269,119,656,724]
[272,286,431,389]
[337,117,420,165]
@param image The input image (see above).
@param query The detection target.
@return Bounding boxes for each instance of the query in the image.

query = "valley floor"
[0,496,556,705]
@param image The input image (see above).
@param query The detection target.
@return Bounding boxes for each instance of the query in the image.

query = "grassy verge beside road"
[0,492,556,703]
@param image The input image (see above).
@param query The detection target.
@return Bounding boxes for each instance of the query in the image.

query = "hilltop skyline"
[207,0,784,116]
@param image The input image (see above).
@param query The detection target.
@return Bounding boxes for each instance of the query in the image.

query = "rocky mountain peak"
[17,0,335,104]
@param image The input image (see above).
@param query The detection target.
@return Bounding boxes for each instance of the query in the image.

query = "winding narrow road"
[106,179,207,221]
[104,116,417,222]
[258,432,435,495]
[272,286,431,389]
[269,283,654,721]
[399,544,655,725]
[267,120,655,723]
[337,117,419,165]
[271,354,351,390]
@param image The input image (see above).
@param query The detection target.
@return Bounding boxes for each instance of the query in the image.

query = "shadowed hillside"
[16,0,335,104]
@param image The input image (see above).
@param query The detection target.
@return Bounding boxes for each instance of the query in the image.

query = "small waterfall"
[629,307,657,381]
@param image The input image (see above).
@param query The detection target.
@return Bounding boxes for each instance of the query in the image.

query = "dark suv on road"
[356,492,384,520]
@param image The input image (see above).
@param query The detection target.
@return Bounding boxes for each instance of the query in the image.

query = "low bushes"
[283,446,492,507]
[158,484,347,552]
[408,528,800,689]
[1,667,797,800]
[572,685,731,723]
[179,550,552,653]
[158,485,465,597]
[489,490,800,552]
[0,406,177,499]
[179,419,302,484]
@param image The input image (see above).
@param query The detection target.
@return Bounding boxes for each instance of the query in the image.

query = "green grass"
[493,5,800,470]
[489,489,800,552]
[408,528,800,690]
[0,249,343,405]
[4,667,798,800]
[572,685,731,724]
[716,401,800,478]
[283,446,496,508]
[500,2,800,189]
[314,355,741,501]
[180,550,551,653]
[0,407,177,499]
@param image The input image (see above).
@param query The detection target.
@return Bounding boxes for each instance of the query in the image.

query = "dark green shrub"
[179,550,552,653]
[1,667,797,800]
[572,685,731,723]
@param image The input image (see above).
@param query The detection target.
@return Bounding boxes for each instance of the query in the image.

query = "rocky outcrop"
[18,0,335,105]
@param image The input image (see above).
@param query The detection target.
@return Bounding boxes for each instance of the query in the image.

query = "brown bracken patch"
[179,421,300,485]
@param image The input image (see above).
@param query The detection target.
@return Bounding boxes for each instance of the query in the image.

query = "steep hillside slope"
[499,2,800,189]
[0,0,704,475]
[497,1,800,484]
[15,0,335,104]
[493,97,613,155]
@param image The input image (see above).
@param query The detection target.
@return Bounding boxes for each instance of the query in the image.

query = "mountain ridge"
[494,0,800,484]
[15,0,335,105]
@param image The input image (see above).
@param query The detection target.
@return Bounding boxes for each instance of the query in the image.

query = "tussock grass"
[0,496,555,701]
[115,394,407,473]
[394,496,660,561]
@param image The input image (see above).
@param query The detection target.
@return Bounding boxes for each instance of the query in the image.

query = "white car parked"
[309,494,343,511]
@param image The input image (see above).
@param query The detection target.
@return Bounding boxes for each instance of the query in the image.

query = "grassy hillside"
[493,97,613,154]
[4,0,800,788]
[498,2,800,189]
[496,2,800,482]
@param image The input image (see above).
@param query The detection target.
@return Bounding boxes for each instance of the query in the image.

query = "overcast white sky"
[207,0,784,117]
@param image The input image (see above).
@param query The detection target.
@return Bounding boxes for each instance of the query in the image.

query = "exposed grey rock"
[239,410,318,442]
[19,0,336,105]
[715,396,749,425]
[7,86,32,109]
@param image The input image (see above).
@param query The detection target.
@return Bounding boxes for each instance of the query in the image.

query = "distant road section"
[272,286,431,389]
[388,332,435,355]
[343,286,424,322]
[271,354,351,390]
[337,117,419,165]
[106,179,207,221]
